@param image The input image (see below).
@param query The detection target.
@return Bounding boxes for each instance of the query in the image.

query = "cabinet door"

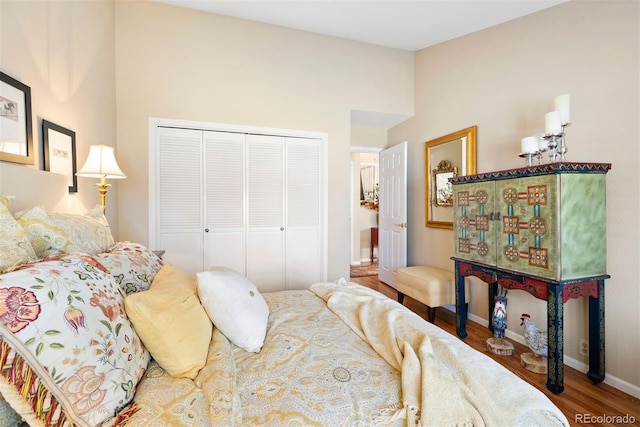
[155,127,203,274]
[495,175,559,278]
[246,134,285,292]
[453,180,498,265]
[203,131,246,274]
[285,137,322,290]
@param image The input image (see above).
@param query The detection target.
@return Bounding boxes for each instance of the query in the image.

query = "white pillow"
[196,267,269,353]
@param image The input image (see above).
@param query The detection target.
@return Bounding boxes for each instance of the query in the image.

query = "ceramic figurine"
[520,313,548,357]
[492,286,508,338]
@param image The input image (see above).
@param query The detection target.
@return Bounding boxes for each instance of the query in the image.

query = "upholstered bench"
[396,266,469,323]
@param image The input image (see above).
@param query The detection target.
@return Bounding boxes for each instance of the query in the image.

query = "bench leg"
[427,306,436,323]
[398,292,405,305]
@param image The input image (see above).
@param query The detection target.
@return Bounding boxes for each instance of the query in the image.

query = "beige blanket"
[310,280,569,427]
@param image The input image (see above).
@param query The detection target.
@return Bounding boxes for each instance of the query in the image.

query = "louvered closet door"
[156,127,203,274]
[246,134,285,292]
[203,131,246,274]
[285,137,322,289]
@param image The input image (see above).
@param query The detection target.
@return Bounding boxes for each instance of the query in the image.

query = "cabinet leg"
[398,292,405,305]
[546,284,564,394]
[587,280,605,384]
[454,263,468,339]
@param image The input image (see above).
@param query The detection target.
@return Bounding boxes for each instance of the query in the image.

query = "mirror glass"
[425,126,477,229]
[359,154,379,210]
[432,160,457,206]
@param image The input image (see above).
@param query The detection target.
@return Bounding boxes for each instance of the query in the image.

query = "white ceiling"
[154,0,567,51]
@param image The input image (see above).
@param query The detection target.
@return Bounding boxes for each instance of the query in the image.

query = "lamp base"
[96,176,111,208]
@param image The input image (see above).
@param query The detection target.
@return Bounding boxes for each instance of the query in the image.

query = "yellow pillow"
[124,264,213,379]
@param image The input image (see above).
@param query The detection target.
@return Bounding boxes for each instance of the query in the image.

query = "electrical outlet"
[579,339,588,356]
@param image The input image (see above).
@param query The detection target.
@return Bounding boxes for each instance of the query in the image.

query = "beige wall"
[0,1,119,231]
[114,1,413,281]
[389,1,639,392]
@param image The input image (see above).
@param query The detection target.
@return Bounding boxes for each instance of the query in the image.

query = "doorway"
[349,149,380,278]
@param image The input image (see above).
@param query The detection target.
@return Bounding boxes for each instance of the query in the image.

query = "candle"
[554,94,570,124]
[521,136,539,154]
[545,111,562,135]
[538,136,548,151]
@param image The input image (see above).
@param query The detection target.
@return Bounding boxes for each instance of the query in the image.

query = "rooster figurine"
[492,286,508,338]
[520,313,548,357]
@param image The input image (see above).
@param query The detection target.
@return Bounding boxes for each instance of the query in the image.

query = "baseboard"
[465,312,640,399]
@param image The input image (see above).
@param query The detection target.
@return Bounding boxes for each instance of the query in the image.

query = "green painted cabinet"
[452,163,610,281]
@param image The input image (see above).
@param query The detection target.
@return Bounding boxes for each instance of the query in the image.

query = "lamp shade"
[76,144,126,179]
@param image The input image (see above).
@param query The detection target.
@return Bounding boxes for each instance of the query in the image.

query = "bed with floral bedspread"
[0,198,569,426]
[0,246,570,426]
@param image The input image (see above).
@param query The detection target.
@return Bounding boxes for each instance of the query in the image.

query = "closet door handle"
[280,227,285,231]
[205,228,209,233]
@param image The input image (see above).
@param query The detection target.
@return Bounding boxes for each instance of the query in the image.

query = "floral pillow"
[0,199,37,273]
[94,242,164,295]
[15,205,114,258]
[0,254,149,426]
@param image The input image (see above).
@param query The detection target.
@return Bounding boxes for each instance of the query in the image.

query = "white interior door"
[203,130,246,274]
[285,137,322,290]
[154,127,204,274]
[378,141,407,288]
[246,134,285,291]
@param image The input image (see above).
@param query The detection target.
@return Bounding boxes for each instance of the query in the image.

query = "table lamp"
[76,143,126,208]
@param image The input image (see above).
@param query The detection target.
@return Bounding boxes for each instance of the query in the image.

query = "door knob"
[394,222,408,228]
[205,228,209,232]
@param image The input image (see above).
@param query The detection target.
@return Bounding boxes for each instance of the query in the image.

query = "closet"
[149,123,325,292]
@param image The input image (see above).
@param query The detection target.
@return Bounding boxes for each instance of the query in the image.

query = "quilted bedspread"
[311,281,569,426]
[126,287,403,426]
[125,281,569,426]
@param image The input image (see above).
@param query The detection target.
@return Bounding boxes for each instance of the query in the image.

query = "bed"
[0,184,569,426]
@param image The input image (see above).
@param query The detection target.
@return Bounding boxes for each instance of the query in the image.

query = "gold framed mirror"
[425,126,477,229]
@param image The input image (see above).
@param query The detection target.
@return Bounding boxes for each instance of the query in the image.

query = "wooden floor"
[351,275,640,427]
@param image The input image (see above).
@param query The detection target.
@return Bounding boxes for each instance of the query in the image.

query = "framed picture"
[0,72,34,165]
[43,120,77,193]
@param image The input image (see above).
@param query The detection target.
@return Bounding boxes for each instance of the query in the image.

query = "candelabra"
[520,135,548,167]
[543,123,570,162]
[543,94,571,162]
[518,94,571,166]
[518,151,536,167]
[537,141,547,165]
[557,123,570,161]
